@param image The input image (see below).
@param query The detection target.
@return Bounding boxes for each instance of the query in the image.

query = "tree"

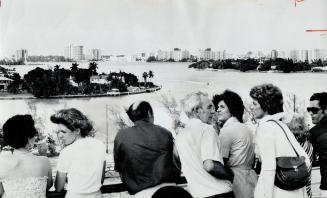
[88,62,98,75]
[146,56,157,62]
[142,72,148,86]
[7,73,22,94]
[70,62,79,74]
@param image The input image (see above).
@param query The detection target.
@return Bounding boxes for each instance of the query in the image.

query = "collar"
[258,112,286,124]
[134,120,151,126]
[318,115,327,125]
[223,117,239,128]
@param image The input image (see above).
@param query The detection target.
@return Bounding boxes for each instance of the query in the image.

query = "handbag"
[268,120,310,191]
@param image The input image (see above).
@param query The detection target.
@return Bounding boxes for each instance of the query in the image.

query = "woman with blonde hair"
[287,113,313,198]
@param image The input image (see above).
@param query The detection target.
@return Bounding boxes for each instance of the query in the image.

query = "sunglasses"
[307,107,321,114]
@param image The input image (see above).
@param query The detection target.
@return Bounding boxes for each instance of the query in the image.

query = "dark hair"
[152,186,193,198]
[126,101,153,122]
[50,108,93,137]
[249,83,283,115]
[3,114,38,149]
[310,92,327,110]
[213,90,244,122]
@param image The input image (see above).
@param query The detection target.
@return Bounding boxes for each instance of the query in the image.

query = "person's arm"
[46,164,53,191]
[0,182,4,197]
[256,123,276,198]
[43,157,53,191]
[55,171,67,192]
[203,159,234,182]
[101,161,106,184]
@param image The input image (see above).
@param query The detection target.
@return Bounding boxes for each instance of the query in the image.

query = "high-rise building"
[290,50,299,62]
[182,50,190,60]
[271,50,278,60]
[65,45,84,60]
[16,49,28,62]
[299,50,309,62]
[91,49,101,61]
[172,48,182,61]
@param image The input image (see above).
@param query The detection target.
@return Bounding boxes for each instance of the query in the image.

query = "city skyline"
[0,0,326,57]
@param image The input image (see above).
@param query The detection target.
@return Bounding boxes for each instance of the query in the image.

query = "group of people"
[0,108,106,198]
[114,84,327,198]
[0,83,326,198]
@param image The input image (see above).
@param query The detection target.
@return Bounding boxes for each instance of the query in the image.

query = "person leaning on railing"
[0,114,53,198]
[50,108,106,198]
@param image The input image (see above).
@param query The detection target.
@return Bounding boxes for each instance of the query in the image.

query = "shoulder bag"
[268,120,310,191]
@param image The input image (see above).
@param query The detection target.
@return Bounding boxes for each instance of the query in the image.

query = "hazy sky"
[0,0,326,57]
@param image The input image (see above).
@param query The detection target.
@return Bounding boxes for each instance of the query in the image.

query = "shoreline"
[0,86,161,100]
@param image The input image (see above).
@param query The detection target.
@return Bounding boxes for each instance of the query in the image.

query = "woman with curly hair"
[51,108,106,198]
[213,90,257,198]
[249,84,310,198]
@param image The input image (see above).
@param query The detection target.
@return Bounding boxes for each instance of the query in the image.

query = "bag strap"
[267,119,299,157]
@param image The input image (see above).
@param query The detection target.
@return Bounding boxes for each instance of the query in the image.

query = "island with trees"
[1,62,160,98]
[188,58,327,73]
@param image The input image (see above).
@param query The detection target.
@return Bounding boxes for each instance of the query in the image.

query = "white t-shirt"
[176,118,232,198]
[57,137,106,193]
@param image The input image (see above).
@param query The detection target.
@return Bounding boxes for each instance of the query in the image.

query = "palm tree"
[70,62,79,74]
[88,62,98,75]
[142,72,148,87]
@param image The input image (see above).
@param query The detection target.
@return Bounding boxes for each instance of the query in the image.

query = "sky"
[0,0,326,57]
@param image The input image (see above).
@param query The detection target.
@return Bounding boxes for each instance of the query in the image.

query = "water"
[1,62,327,152]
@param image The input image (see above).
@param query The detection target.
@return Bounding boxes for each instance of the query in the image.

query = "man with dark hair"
[308,92,327,197]
[114,101,179,197]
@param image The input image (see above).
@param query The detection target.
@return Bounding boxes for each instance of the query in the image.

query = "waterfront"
[1,62,327,153]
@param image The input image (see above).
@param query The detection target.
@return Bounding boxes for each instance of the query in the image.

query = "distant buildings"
[16,49,28,62]
[156,48,190,61]
[271,50,278,60]
[0,73,13,91]
[91,49,101,61]
[65,45,84,60]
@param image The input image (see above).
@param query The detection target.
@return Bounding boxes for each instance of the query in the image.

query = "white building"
[91,49,101,61]
[0,75,13,91]
[65,45,84,60]
[172,48,182,61]
[16,49,28,62]
[271,50,278,60]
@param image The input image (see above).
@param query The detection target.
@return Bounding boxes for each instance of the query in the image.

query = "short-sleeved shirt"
[57,137,106,193]
[218,117,255,168]
[175,118,232,198]
[114,120,177,195]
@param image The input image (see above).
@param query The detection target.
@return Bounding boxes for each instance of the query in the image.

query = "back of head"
[249,83,283,115]
[50,108,93,137]
[3,114,38,149]
[181,91,208,118]
[213,90,244,122]
[310,92,327,110]
[126,101,153,122]
[152,186,193,198]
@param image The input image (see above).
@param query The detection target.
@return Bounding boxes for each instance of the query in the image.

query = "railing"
[46,176,187,198]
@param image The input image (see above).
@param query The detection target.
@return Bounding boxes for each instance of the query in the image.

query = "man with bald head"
[114,101,179,198]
